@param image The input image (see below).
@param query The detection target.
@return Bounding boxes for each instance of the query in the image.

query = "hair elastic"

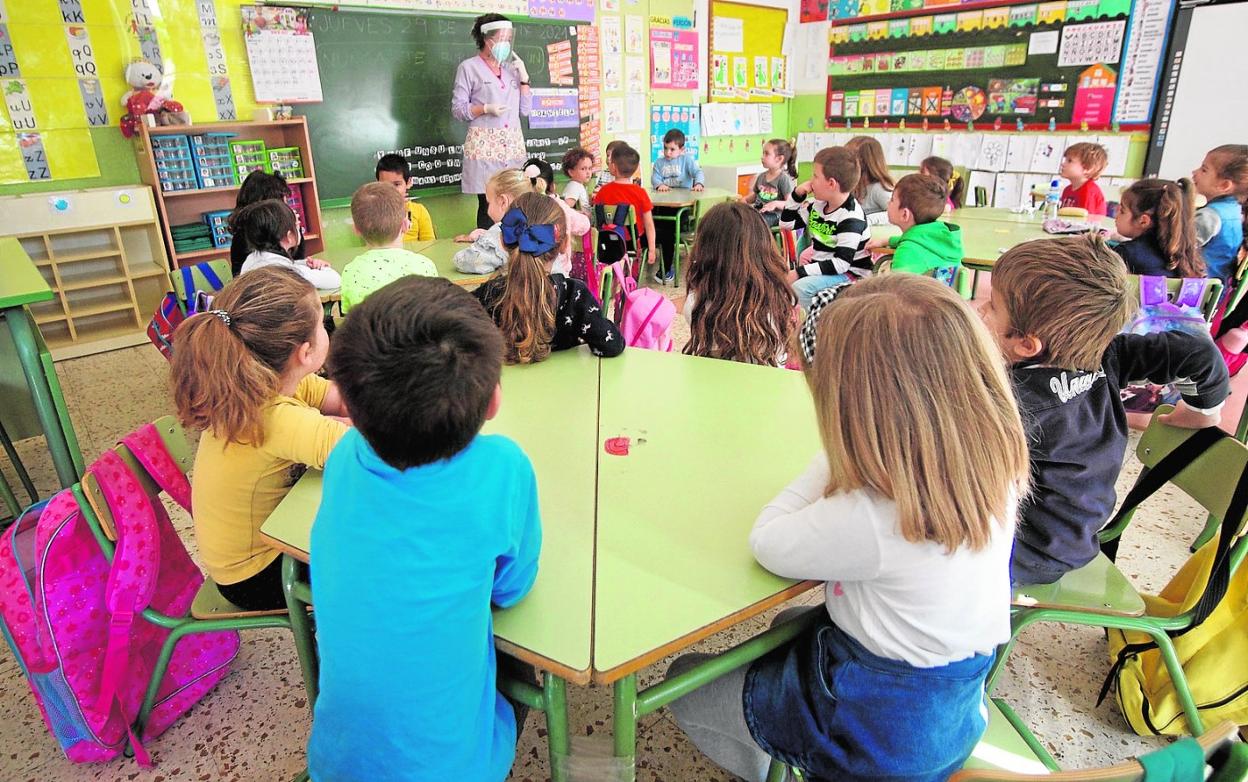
[208,309,232,327]
[524,163,542,179]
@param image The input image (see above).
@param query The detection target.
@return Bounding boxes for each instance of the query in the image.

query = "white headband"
[480,21,513,34]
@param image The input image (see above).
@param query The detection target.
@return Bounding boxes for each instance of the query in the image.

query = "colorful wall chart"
[710,0,789,103]
[650,105,701,162]
[649,26,698,89]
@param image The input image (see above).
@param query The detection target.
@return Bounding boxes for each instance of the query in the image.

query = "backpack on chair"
[0,425,240,765]
[595,204,634,270]
[609,261,674,351]
[146,261,230,361]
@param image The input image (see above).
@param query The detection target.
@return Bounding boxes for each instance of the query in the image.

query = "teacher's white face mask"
[490,36,513,62]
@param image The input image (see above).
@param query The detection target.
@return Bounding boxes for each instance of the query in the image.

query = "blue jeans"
[793,274,851,310]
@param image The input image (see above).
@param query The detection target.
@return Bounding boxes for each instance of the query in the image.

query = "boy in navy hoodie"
[979,235,1228,586]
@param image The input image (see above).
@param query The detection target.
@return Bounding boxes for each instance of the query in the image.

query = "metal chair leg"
[0,420,38,504]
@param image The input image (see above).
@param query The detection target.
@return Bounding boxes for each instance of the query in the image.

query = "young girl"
[473,192,623,364]
[171,266,350,610]
[229,170,302,276]
[1112,178,1204,278]
[1192,144,1248,286]
[742,139,797,228]
[561,146,595,215]
[524,156,591,255]
[666,273,1028,782]
[920,155,965,211]
[683,202,797,367]
[235,199,341,290]
[845,136,896,219]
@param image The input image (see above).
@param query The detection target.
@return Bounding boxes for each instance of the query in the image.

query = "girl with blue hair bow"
[473,192,623,364]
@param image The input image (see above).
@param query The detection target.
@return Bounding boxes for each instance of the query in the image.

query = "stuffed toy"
[120,59,190,138]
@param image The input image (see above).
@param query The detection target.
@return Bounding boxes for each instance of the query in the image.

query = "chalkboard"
[296,10,586,201]
[825,7,1134,130]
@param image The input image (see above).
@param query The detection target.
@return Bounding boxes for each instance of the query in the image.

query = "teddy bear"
[120,59,190,138]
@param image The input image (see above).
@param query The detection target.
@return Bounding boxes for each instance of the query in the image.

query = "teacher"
[452,13,532,230]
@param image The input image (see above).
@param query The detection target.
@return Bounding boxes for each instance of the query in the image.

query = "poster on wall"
[241,7,323,103]
[1114,0,1174,123]
[650,104,700,162]
[530,88,580,129]
[649,27,698,89]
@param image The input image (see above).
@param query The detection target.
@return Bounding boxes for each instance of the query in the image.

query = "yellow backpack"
[1105,428,1248,736]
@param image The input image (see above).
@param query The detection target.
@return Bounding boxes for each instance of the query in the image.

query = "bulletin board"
[0,0,258,185]
[709,1,788,104]
[823,0,1161,131]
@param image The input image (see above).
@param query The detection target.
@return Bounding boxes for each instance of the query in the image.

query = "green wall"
[0,128,140,197]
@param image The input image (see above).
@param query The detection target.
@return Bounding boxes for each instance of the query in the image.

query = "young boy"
[593,144,658,267]
[1058,142,1108,216]
[980,235,1227,586]
[648,129,705,282]
[308,276,542,782]
[374,153,437,241]
[595,140,641,193]
[866,173,963,275]
[340,182,437,313]
[780,146,872,309]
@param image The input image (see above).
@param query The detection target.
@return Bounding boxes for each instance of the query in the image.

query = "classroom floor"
[1,277,1243,782]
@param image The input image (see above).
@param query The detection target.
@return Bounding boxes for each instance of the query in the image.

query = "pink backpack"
[611,261,675,352]
[0,426,239,765]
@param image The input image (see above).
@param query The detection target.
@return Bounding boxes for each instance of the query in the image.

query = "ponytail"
[766,138,798,178]
[1121,178,1204,278]
[490,192,566,364]
[171,266,320,446]
[921,156,963,208]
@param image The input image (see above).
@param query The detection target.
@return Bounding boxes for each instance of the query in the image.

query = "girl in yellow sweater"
[171,266,349,610]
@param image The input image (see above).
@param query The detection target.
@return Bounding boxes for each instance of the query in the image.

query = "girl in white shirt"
[237,199,341,291]
[667,273,1030,782]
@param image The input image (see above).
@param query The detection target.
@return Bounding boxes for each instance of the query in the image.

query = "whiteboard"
[1154,2,1248,180]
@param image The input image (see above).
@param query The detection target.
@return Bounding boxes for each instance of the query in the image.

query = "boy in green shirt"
[341,182,437,313]
[867,173,963,275]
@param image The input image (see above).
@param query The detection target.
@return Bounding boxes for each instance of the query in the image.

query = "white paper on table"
[976,136,1008,172]
[968,171,998,206]
[953,134,985,168]
[1097,134,1131,178]
[759,105,773,134]
[994,173,1026,210]
[906,134,934,167]
[604,97,625,133]
[1028,135,1062,173]
[929,133,952,160]
[713,16,744,53]
[1005,135,1038,171]
[625,93,645,131]
[1028,30,1060,55]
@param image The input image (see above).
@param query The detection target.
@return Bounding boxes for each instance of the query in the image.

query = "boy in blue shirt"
[650,128,704,282]
[308,276,542,782]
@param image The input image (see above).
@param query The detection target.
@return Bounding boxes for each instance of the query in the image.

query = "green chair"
[74,416,318,740]
[0,419,38,521]
[596,205,647,317]
[1125,275,1224,324]
[987,410,1248,740]
[170,259,232,313]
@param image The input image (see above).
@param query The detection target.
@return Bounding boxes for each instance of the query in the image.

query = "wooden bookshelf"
[1,186,172,359]
[135,118,325,268]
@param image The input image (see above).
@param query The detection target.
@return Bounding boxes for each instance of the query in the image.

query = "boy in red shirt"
[1059,142,1108,216]
[593,144,658,265]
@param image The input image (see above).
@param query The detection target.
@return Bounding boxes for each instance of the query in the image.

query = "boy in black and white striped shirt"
[780,146,872,309]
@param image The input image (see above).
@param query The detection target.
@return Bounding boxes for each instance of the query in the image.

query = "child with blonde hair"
[340,182,436,313]
[682,202,797,367]
[1112,178,1204,278]
[668,273,1029,782]
[171,266,349,610]
[474,192,622,363]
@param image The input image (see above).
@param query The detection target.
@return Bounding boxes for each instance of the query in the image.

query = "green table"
[259,347,822,779]
[318,237,494,289]
[0,237,84,488]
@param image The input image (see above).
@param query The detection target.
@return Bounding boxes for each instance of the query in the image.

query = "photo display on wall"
[824,0,1162,129]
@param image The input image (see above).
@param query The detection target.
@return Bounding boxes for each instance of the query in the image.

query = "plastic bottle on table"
[1044,178,1061,220]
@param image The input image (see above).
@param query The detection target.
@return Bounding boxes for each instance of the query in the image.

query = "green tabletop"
[944,219,1055,268]
[318,238,493,288]
[648,187,737,208]
[593,350,822,679]
[260,348,600,680]
[0,237,54,308]
[946,207,1046,225]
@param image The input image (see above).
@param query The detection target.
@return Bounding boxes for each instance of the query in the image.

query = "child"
[308,275,541,782]
[682,202,797,367]
[1112,178,1204,278]
[845,136,896,220]
[593,145,658,270]
[474,192,623,364]
[374,153,437,242]
[171,266,349,610]
[979,236,1227,585]
[236,199,341,290]
[1192,144,1248,286]
[523,156,591,250]
[650,129,705,282]
[229,170,303,276]
[668,273,1030,782]
[453,169,536,274]
[779,146,871,309]
[561,146,595,215]
[920,156,965,211]
[595,140,640,192]
[1058,141,1108,216]
[865,173,964,275]
[340,182,437,313]
[742,138,797,228]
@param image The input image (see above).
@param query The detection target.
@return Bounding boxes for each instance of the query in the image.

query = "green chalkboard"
[297,10,585,201]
